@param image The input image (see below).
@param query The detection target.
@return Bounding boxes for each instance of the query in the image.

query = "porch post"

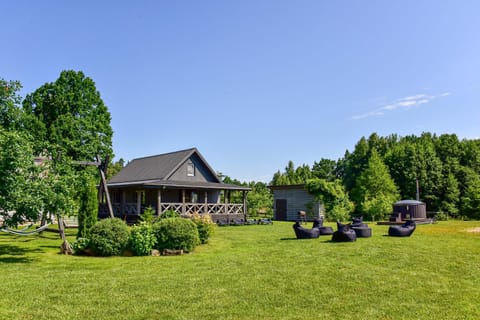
[157,189,162,216]
[136,190,142,215]
[182,189,186,214]
[224,190,228,214]
[121,190,126,217]
[204,191,208,215]
[243,190,247,220]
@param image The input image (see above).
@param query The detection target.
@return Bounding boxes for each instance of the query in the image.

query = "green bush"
[153,218,200,253]
[190,213,216,244]
[129,223,157,256]
[159,209,180,219]
[72,237,90,254]
[89,218,130,256]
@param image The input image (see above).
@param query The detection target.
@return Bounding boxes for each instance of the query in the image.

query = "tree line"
[270,133,480,220]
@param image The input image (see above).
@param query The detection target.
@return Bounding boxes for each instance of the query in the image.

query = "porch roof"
[107,179,251,191]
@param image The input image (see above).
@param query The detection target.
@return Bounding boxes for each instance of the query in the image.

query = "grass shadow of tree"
[0,244,38,263]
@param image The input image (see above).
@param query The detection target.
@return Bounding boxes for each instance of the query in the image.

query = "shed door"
[275,199,287,221]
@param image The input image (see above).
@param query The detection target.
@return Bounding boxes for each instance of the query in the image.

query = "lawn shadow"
[280,237,298,241]
[0,244,38,264]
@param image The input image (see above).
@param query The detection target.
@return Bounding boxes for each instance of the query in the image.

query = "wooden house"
[269,184,322,221]
[99,148,250,223]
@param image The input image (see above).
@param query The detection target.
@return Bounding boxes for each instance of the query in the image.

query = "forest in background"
[2,73,479,223]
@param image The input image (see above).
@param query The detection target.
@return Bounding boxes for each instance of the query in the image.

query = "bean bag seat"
[388,220,416,237]
[331,222,357,242]
[314,217,334,235]
[293,221,321,239]
[352,227,372,238]
[351,216,369,228]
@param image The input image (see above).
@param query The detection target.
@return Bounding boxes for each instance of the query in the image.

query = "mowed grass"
[0,220,479,320]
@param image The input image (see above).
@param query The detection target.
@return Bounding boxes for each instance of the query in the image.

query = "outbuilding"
[269,184,322,221]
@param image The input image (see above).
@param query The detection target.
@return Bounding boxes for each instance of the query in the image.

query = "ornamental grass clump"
[89,218,130,256]
[190,213,216,244]
[153,218,200,253]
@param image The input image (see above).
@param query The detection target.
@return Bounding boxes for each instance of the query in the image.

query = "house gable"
[108,148,221,185]
[168,152,219,183]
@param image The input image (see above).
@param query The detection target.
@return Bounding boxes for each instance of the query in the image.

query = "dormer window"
[187,162,195,177]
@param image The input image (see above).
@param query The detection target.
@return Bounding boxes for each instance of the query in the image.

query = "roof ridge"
[131,147,197,161]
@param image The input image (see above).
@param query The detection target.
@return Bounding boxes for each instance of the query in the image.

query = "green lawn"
[1,221,479,320]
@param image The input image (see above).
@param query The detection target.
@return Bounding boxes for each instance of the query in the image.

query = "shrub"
[153,218,200,253]
[129,223,156,256]
[72,237,90,254]
[190,213,216,244]
[159,209,180,219]
[89,218,130,256]
[140,206,157,224]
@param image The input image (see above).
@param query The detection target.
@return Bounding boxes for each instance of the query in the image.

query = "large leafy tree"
[0,78,24,132]
[353,150,400,220]
[22,70,113,162]
[0,129,76,227]
[306,178,353,222]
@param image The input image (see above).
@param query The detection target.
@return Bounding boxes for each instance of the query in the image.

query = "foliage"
[129,223,157,256]
[152,218,200,252]
[353,150,399,220]
[188,213,216,244]
[22,70,113,162]
[0,129,44,226]
[72,237,90,253]
[89,218,130,256]
[107,158,125,180]
[222,177,273,217]
[306,178,353,221]
[77,174,98,238]
[140,206,157,224]
[0,78,24,132]
[159,209,180,219]
[271,161,313,185]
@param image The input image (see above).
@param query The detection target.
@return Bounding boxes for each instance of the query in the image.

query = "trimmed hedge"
[89,218,130,256]
[153,218,200,253]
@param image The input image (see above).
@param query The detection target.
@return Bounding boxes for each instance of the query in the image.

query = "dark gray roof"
[109,148,218,184]
[108,179,250,191]
[107,148,250,190]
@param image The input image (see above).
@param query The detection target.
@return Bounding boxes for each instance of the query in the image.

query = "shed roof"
[394,200,425,206]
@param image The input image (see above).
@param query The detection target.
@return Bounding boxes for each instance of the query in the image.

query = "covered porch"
[98,180,250,224]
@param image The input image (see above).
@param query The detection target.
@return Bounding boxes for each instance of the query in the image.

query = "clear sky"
[2,1,479,182]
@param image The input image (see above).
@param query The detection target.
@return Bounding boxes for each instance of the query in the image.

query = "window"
[187,162,195,176]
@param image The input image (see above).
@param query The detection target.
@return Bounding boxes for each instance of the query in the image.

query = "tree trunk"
[57,215,73,255]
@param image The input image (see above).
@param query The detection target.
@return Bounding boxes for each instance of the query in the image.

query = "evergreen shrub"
[153,218,200,253]
[89,218,130,256]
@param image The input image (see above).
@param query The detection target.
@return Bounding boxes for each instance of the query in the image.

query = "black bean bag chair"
[351,216,369,228]
[314,217,334,235]
[293,220,321,239]
[388,220,416,237]
[331,222,357,242]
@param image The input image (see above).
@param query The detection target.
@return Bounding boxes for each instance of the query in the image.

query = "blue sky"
[2,1,479,182]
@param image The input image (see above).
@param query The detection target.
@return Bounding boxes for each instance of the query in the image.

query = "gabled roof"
[108,148,221,184]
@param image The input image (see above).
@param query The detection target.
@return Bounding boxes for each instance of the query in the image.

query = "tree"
[0,78,24,132]
[0,129,44,226]
[22,70,113,162]
[0,129,77,230]
[353,150,399,220]
[312,158,338,181]
[77,173,98,238]
[306,178,354,222]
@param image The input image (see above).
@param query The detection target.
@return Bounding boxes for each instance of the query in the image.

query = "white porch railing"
[99,202,245,216]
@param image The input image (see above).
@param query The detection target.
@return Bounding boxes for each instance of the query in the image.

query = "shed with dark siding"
[269,184,322,221]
